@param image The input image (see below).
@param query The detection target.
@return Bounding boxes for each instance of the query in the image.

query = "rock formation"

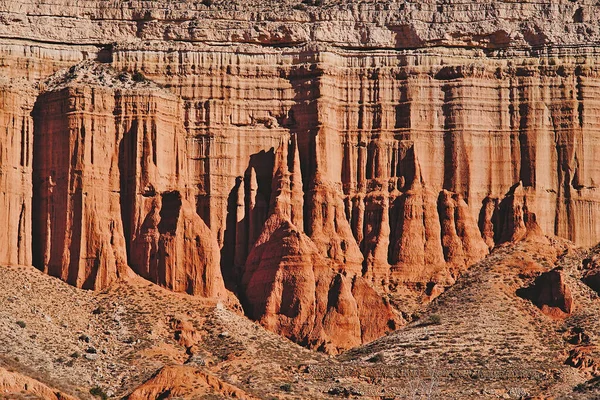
[127,365,258,400]
[0,0,600,350]
[480,182,549,245]
[582,255,600,294]
[241,138,399,353]
[517,268,575,319]
[0,367,77,400]
[565,347,600,376]
[31,63,226,297]
[0,82,35,267]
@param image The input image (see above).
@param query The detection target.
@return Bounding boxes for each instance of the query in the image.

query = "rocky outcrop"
[582,255,600,294]
[517,268,575,319]
[480,182,548,245]
[31,63,225,297]
[129,192,226,297]
[0,367,77,400]
[0,82,34,267]
[127,365,258,400]
[32,82,130,289]
[383,164,489,288]
[241,138,399,352]
[565,347,600,376]
[4,0,600,50]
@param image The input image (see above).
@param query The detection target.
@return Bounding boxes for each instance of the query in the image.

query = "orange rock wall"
[0,84,35,267]
[30,78,225,297]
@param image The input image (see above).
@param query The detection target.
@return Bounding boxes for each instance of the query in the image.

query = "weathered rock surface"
[480,182,549,245]
[127,365,258,400]
[241,138,399,352]
[582,254,600,294]
[517,268,575,318]
[0,367,77,400]
[0,81,35,267]
[0,0,600,351]
[31,63,226,297]
[4,0,600,49]
[565,346,600,376]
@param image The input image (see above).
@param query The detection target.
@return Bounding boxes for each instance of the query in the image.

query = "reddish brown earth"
[0,367,77,400]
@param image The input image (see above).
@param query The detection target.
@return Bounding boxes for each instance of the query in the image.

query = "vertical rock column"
[32,86,129,289]
[116,89,226,298]
[31,67,226,297]
[0,84,35,266]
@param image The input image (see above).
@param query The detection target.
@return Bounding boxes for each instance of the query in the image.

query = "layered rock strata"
[0,82,35,267]
[31,64,225,296]
[517,268,575,319]
[241,137,398,352]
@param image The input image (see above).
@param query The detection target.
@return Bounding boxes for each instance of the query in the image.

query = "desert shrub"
[16,320,26,328]
[92,306,104,315]
[302,0,324,5]
[89,386,108,400]
[280,383,293,392]
[132,70,146,82]
[367,352,385,363]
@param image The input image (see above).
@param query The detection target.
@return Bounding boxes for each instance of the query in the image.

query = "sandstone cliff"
[0,0,599,351]
[240,137,398,353]
[0,81,35,267]
[31,63,226,297]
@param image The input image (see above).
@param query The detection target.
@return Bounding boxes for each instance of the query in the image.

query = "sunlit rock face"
[30,64,226,297]
[1,0,600,351]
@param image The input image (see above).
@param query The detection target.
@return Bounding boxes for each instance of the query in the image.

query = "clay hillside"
[0,0,600,399]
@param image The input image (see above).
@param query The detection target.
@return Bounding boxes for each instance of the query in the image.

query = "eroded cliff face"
[0,81,34,267]
[31,64,226,296]
[240,137,398,353]
[1,0,600,351]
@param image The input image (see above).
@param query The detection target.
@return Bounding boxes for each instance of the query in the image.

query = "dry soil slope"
[333,239,600,399]
[0,264,334,400]
[3,241,600,399]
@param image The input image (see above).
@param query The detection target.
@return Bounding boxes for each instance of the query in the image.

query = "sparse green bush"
[428,314,442,325]
[574,383,586,392]
[89,386,108,400]
[367,352,385,363]
[280,382,293,392]
[132,70,146,82]
[16,320,26,328]
[302,0,324,5]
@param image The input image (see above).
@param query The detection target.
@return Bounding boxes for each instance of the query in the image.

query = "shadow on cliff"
[221,59,320,313]
[220,149,274,295]
[118,122,136,263]
[31,94,91,288]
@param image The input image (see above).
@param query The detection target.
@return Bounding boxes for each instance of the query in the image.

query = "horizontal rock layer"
[2,0,600,50]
